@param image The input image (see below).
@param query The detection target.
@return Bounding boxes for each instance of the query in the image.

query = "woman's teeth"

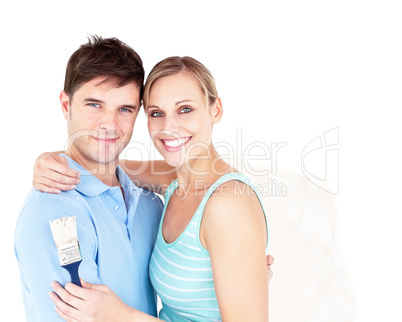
[163,137,190,147]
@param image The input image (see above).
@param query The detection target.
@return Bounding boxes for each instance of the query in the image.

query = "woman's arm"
[33,152,81,194]
[49,279,161,321]
[201,181,269,321]
[118,159,177,194]
[33,152,177,194]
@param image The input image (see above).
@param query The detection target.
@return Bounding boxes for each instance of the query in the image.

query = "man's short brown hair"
[64,35,144,101]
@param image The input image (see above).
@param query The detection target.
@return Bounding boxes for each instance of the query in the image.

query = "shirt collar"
[59,154,142,198]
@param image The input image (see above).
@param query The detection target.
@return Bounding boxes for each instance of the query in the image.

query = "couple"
[15,36,271,321]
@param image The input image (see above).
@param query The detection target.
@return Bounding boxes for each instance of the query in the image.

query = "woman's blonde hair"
[143,56,218,110]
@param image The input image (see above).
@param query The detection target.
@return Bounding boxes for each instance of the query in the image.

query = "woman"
[37,56,270,321]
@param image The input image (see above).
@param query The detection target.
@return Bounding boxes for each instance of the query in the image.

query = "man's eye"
[89,103,100,108]
[180,107,192,113]
[150,111,163,117]
[120,108,132,113]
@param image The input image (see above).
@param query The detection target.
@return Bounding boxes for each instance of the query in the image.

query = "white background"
[1,0,401,321]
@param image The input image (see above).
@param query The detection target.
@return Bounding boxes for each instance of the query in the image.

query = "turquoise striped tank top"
[149,172,269,321]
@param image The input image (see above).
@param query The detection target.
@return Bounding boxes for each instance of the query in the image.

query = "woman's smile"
[161,136,192,151]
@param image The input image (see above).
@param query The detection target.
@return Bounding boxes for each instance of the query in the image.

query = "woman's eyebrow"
[175,100,198,106]
[147,100,199,110]
[147,105,159,110]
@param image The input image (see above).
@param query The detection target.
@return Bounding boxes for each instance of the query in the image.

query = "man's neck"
[92,166,121,187]
[65,150,120,187]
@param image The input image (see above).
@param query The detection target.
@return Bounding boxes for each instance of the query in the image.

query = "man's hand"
[266,254,274,282]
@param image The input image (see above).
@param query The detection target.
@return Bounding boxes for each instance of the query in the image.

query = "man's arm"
[14,192,99,321]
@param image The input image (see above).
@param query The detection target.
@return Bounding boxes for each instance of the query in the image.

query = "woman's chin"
[155,147,187,169]
[164,158,184,169]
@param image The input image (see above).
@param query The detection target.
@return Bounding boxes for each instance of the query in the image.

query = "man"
[14,36,163,321]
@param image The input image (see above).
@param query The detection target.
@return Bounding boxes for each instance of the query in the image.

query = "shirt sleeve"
[14,191,100,321]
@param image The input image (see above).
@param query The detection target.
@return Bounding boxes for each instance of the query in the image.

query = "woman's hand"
[33,152,80,193]
[49,279,134,322]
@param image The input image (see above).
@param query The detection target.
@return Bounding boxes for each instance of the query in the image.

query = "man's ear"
[60,90,70,120]
[211,97,223,124]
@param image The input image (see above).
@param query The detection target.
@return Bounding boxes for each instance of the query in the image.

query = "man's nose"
[99,111,117,136]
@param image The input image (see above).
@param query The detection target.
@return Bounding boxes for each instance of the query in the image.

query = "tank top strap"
[193,172,253,224]
[192,172,269,253]
[163,179,179,203]
[205,172,251,200]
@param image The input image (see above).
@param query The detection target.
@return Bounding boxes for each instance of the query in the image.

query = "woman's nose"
[162,114,181,133]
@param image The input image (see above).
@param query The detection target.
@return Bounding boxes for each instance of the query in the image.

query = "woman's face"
[146,71,221,168]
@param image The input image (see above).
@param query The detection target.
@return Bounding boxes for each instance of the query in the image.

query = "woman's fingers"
[33,175,78,193]
[33,152,80,192]
[32,182,61,194]
[33,164,80,193]
[45,155,80,178]
[35,165,80,185]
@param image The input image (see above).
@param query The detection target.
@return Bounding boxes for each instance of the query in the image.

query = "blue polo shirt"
[14,155,163,321]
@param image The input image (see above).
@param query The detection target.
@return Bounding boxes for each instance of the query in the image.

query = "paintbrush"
[49,216,82,286]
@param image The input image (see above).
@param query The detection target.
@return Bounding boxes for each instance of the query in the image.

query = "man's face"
[61,77,141,169]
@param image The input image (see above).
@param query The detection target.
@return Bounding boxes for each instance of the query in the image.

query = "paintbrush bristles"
[49,217,78,248]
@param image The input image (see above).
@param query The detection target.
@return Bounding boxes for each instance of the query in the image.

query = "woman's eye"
[150,111,163,117]
[180,107,192,113]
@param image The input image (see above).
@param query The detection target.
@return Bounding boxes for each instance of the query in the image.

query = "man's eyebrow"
[120,104,138,110]
[83,98,104,104]
[83,98,137,109]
